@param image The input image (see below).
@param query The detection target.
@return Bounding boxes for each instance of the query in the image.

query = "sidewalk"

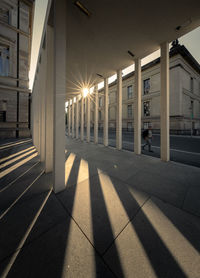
[0,137,200,277]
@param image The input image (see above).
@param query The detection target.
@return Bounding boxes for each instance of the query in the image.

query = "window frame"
[143,101,150,117]
[127,85,133,100]
[127,104,133,118]
[0,45,10,77]
[143,78,150,95]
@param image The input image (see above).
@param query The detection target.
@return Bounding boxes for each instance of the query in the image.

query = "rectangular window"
[0,46,10,76]
[0,7,10,24]
[143,122,150,129]
[0,111,6,122]
[190,100,194,118]
[190,77,194,93]
[143,78,150,95]
[144,101,150,116]
[127,122,132,131]
[127,85,133,99]
[0,100,7,122]
[127,104,132,118]
[99,111,101,120]
[42,34,46,49]
[109,91,116,104]
[99,97,102,107]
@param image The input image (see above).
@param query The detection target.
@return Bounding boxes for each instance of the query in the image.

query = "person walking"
[142,125,153,152]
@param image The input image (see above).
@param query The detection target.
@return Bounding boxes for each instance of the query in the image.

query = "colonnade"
[67,44,170,161]
[31,0,170,194]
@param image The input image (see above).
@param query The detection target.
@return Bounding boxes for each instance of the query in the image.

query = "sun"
[82,88,89,97]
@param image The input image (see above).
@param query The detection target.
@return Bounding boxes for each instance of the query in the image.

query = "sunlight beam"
[62,159,95,277]
[65,153,76,185]
[0,146,35,164]
[1,189,52,278]
[0,152,38,179]
[0,148,36,169]
[98,170,157,277]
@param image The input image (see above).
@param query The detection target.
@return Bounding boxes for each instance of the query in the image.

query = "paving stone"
[0,162,44,214]
[104,197,200,278]
[0,191,67,261]
[57,171,149,255]
[125,169,187,208]
[0,156,40,189]
[182,184,200,217]
[0,219,116,278]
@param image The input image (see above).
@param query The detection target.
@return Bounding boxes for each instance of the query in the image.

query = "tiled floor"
[0,137,200,277]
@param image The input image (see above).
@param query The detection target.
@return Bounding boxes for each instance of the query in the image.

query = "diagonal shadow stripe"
[104,175,188,278]
[88,164,125,278]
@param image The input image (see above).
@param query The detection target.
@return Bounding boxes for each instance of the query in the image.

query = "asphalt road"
[87,129,200,168]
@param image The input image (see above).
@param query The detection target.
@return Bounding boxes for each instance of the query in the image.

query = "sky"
[29,0,200,90]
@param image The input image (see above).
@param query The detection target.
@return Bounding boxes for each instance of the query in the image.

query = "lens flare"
[82,88,89,97]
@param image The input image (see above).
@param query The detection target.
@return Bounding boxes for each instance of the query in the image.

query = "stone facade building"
[89,42,200,135]
[0,0,34,139]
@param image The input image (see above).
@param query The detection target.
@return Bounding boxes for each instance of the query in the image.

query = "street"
[86,129,200,168]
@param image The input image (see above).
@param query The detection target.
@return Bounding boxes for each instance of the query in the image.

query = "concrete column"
[76,96,79,139]
[134,58,141,155]
[104,77,109,146]
[94,85,98,144]
[160,42,170,161]
[37,73,41,155]
[45,25,54,173]
[33,73,41,154]
[87,94,90,142]
[72,99,75,138]
[68,103,71,136]
[39,47,47,163]
[53,0,66,193]
[116,69,122,150]
[32,78,39,151]
[81,96,84,141]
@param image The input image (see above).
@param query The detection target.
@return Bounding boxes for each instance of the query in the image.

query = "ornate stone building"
[0,0,34,139]
[90,42,200,134]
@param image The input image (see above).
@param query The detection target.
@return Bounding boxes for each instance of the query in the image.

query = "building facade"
[87,42,200,135]
[0,0,34,139]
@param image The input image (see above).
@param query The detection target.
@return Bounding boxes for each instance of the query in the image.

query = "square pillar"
[87,95,90,142]
[53,0,66,193]
[39,48,47,163]
[104,77,109,146]
[134,58,141,155]
[116,69,122,150]
[94,85,98,144]
[32,79,40,151]
[76,96,79,139]
[160,42,170,162]
[68,102,71,136]
[81,96,84,141]
[45,25,54,173]
[72,99,75,138]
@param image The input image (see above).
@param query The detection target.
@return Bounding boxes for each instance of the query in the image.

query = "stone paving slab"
[0,156,40,189]
[104,197,200,278]
[0,162,44,214]
[125,169,188,208]
[0,191,67,262]
[57,171,149,255]
[0,216,116,278]
[1,137,200,278]
[183,184,200,217]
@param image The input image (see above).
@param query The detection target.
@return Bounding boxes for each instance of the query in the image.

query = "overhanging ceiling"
[52,0,200,98]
